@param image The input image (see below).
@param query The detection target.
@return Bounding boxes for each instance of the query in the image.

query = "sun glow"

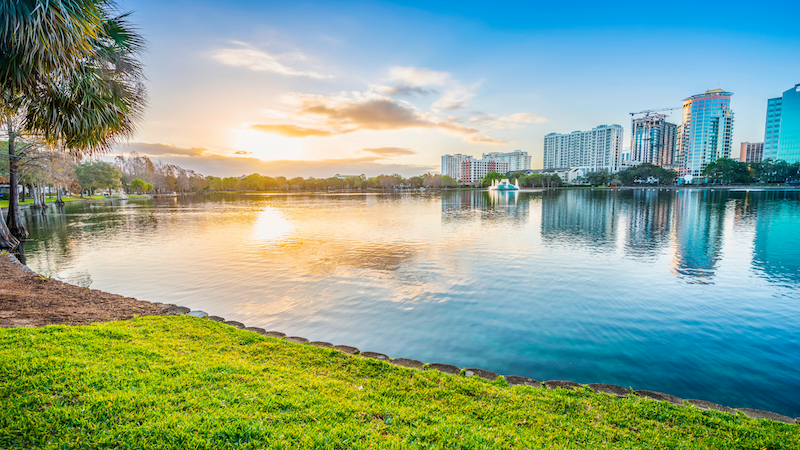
[235,129,302,161]
[253,207,293,242]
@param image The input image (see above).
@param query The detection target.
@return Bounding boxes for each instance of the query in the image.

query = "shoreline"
[1,252,797,424]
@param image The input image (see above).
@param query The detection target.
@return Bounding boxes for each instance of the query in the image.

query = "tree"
[585,169,611,186]
[481,171,505,187]
[616,163,678,186]
[1,1,147,247]
[75,161,122,196]
[129,178,153,193]
[702,158,752,184]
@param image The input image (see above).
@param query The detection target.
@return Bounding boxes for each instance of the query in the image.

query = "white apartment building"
[441,154,509,185]
[543,124,624,173]
[481,149,532,172]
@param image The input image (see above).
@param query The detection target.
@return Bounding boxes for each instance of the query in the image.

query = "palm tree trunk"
[5,129,28,239]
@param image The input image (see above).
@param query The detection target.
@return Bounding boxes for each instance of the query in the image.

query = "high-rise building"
[739,142,764,163]
[763,83,800,162]
[543,124,624,172]
[630,114,678,167]
[481,149,532,172]
[676,89,734,177]
[441,154,509,185]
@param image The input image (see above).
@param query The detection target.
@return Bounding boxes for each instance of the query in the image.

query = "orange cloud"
[249,124,335,137]
[361,147,417,157]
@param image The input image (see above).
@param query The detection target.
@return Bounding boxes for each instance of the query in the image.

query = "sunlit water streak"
[19,190,800,416]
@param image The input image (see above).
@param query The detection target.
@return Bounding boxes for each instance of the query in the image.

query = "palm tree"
[0,0,146,249]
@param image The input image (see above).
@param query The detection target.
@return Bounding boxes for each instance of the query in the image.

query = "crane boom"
[630,106,681,116]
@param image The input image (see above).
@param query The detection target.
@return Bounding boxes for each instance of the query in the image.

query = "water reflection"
[15,190,800,417]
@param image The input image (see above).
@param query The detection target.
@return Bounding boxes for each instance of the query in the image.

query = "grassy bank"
[0,316,796,449]
[0,194,149,209]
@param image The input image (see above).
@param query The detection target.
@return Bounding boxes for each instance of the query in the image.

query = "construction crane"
[630,106,681,116]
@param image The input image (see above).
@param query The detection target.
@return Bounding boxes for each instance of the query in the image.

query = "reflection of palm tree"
[1,1,146,248]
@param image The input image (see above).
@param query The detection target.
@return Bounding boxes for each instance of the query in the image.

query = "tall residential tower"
[676,89,734,177]
[630,114,678,167]
[543,124,624,172]
[481,150,531,172]
[764,83,800,162]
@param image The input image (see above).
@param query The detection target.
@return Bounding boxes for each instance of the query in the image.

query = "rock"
[207,316,225,322]
[224,320,246,329]
[391,358,424,370]
[505,375,540,387]
[361,351,390,361]
[635,390,683,406]
[588,383,629,397]
[165,306,190,315]
[156,303,175,311]
[465,368,499,381]
[543,380,583,391]
[686,399,735,414]
[264,331,286,339]
[187,310,208,318]
[332,345,359,355]
[737,408,795,424]
[244,327,266,335]
[308,341,333,348]
[428,363,461,375]
[284,336,309,344]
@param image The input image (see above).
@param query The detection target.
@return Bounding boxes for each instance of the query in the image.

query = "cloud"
[372,85,437,96]
[466,135,513,145]
[249,124,335,137]
[234,151,252,155]
[432,82,481,111]
[490,112,548,128]
[361,147,417,157]
[386,66,451,86]
[117,142,210,157]
[211,42,331,79]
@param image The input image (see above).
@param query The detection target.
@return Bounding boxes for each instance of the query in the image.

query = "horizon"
[110,0,800,178]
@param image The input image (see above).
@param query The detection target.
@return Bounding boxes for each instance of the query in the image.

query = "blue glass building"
[764,84,800,162]
[676,89,734,177]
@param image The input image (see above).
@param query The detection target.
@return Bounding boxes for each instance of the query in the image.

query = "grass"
[0,194,150,208]
[0,316,796,449]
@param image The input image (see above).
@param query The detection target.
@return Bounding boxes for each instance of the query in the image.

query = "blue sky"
[115,0,800,177]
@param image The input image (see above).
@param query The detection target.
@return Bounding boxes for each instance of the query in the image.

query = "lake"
[18,189,800,417]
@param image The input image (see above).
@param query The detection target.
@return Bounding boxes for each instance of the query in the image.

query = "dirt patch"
[0,254,166,328]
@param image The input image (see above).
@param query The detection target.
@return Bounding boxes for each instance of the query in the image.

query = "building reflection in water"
[749,191,800,285]
[441,190,531,225]
[540,189,622,252]
[670,190,727,282]
[621,189,674,260]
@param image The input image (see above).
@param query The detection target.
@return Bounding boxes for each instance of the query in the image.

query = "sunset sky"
[114,0,800,178]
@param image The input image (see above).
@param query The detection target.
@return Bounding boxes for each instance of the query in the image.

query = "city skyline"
[109,0,800,177]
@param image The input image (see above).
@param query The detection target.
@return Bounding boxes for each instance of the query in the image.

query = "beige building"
[739,142,764,163]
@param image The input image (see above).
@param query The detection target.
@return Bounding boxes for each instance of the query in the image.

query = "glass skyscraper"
[764,84,800,163]
[676,89,734,177]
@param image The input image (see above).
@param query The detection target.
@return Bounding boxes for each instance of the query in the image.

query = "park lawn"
[0,198,34,208]
[0,316,796,449]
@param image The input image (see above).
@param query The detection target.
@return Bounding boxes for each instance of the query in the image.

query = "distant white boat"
[488,178,520,191]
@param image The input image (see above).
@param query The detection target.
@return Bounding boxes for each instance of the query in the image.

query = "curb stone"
[188,310,208,318]
[244,327,267,335]
[224,320,245,329]
[635,390,683,406]
[544,380,582,391]
[686,399,735,414]
[391,358,425,369]
[428,363,460,375]
[588,383,629,397]
[165,306,190,315]
[264,331,286,339]
[465,368,500,381]
[361,352,390,361]
[285,336,309,344]
[737,408,795,424]
[309,341,333,348]
[207,316,225,322]
[332,345,359,355]
[505,375,539,386]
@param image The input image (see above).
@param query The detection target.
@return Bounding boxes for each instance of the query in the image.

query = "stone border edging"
[85,297,800,426]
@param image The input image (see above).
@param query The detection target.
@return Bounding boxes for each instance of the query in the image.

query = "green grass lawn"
[1,194,150,208]
[0,316,796,449]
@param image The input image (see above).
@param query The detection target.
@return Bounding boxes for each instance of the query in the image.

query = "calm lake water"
[18,189,800,417]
